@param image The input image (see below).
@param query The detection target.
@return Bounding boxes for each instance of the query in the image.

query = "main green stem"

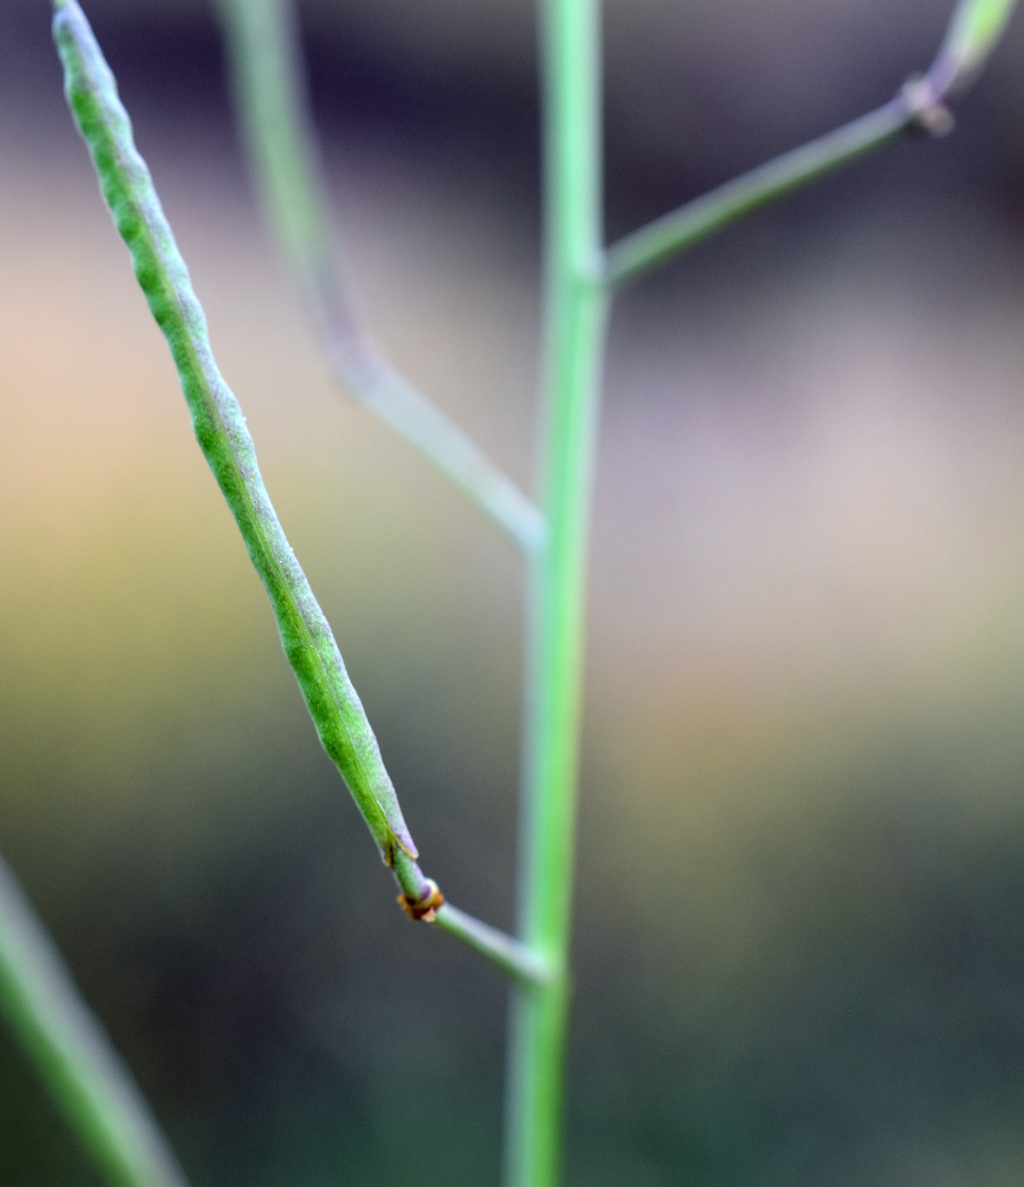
[505,1,607,1183]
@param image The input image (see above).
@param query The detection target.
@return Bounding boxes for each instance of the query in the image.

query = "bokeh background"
[3,0,1024,1183]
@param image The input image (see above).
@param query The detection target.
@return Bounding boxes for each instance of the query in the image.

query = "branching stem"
[51,0,541,991]
[607,0,1020,287]
[606,92,922,288]
[27,2,1020,1187]
[434,904,554,986]
[217,0,546,557]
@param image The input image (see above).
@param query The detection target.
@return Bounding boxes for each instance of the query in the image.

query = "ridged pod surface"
[52,0,417,867]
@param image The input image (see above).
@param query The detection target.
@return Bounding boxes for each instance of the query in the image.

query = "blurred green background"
[3,0,1024,1183]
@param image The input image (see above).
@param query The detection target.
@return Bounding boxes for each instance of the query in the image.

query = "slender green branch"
[433,904,553,987]
[605,97,915,288]
[0,850,190,1187]
[505,0,607,1183]
[388,852,549,986]
[52,0,540,989]
[217,0,546,558]
[606,0,1019,288]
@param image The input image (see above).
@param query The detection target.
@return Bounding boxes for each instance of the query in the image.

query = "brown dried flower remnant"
[397,879,445,922]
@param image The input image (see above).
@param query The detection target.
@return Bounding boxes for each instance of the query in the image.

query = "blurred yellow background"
[2,1,1024,1183]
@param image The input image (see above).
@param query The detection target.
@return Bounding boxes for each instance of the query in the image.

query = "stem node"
[397,880,445,923]
[902,75,956,137]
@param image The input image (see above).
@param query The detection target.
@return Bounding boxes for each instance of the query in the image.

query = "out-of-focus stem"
[0,851,190,1187]
[218,0,546,557]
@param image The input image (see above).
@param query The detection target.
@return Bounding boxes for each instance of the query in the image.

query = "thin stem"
[0,851,190,1187]
[505,0,607,1184]
[389,852,550,986]
[434,905,553,987]
[605,95,916,288]
[606,0,1020,288]
[53,0,539,990]
[217,0,546,557]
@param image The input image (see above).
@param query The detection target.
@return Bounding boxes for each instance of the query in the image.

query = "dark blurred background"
[3,1,1024,1183]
